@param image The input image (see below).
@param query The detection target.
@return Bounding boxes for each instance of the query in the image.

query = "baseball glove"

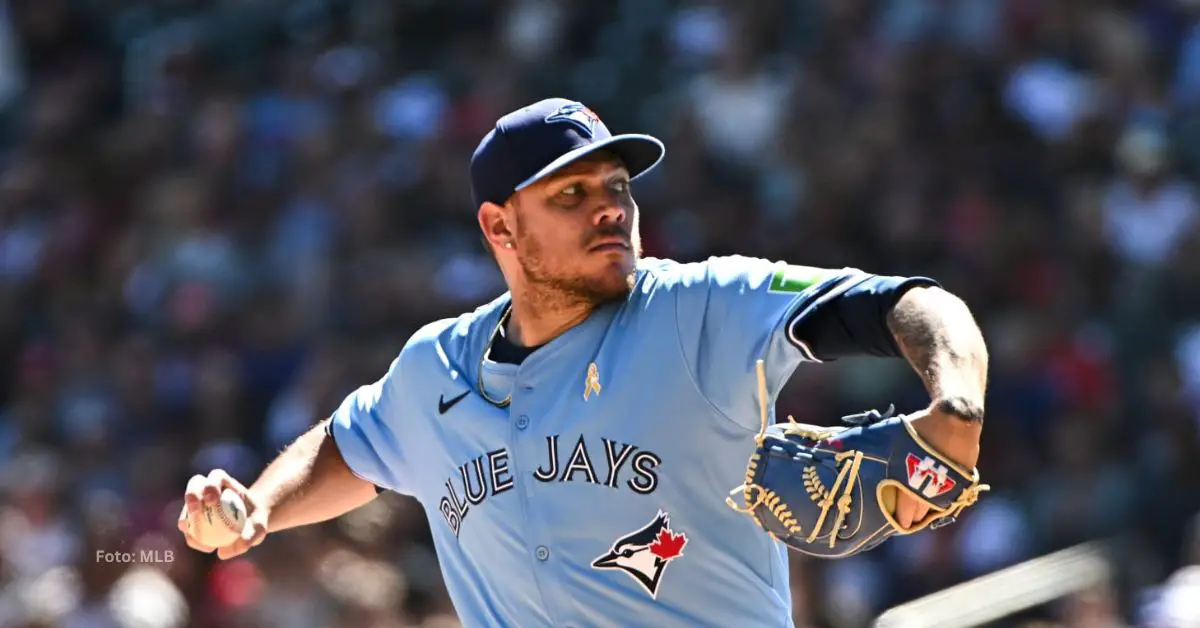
[725,360,988,559]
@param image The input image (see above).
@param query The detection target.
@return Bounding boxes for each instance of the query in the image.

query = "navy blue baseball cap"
[470,98,665,209]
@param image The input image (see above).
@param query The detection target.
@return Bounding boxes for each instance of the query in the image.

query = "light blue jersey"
[329,255,932,627]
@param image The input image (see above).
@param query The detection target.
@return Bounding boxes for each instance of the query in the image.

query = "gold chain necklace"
[477,305,513,408]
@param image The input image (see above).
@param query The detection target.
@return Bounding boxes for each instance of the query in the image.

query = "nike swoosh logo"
[438,390,470,415]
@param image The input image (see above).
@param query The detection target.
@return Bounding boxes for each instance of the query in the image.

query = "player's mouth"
[588,237,630,253]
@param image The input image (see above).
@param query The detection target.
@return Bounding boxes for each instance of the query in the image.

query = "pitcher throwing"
[179,98,990,627]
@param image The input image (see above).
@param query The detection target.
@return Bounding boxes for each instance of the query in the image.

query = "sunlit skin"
[478,151,642,347]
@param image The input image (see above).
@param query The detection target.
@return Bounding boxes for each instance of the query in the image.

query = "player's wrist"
[911,409,981,471]
[931,395,984,424]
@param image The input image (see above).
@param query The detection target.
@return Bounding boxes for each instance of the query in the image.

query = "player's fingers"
[218,515,266,560]
[895,494,918,528]
[212,470,250,497]
[176,505,217,553]
[895,494,933,529]
[175,504,216,552]
[243,518,268,550]
[201,484,221,506]
[184,535,217,554]
[217,521,265,560]
[184,474,210,513]
[203,469,238,505]
[212,471,258,514]
[894,497,911,528]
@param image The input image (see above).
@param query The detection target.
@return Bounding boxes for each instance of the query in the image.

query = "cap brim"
[513,134,665,192]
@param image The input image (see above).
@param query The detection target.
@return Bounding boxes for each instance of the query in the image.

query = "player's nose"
[594,200,627,227]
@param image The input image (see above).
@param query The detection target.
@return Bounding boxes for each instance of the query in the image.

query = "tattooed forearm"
[886,286,988,421]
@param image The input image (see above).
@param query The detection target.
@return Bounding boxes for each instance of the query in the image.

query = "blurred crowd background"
[1,0,1200,626]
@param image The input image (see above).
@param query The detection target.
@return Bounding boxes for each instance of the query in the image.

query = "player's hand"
[177,469,271,560]
[894,401,983,528]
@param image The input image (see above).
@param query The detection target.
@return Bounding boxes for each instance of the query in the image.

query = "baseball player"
[179,98,988,627]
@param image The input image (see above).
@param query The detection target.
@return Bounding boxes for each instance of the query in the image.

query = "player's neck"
[506,288,595,348]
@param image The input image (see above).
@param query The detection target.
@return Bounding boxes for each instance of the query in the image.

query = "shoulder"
[395,293,510,373]
[398,317,460,362]
[634,255,783,290]
[635,255,823,297]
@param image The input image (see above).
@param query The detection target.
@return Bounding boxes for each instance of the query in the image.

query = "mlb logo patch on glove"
[726,361,988,559]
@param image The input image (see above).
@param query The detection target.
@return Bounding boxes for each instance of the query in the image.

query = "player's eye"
[554,183,584,206]
[610,180,630,194]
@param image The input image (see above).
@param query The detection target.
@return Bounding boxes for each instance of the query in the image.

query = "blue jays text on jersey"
[437,435,662,538]
[328,255,937,628]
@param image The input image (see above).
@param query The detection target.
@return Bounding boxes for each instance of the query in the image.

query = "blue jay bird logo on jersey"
[545,102,599,138]
[591,511,688,598]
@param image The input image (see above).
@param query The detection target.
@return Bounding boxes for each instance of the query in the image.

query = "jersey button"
[535,546,550,561]
[516,415,530,430]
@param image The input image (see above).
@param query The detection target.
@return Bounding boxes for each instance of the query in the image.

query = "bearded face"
[506,153,641,305]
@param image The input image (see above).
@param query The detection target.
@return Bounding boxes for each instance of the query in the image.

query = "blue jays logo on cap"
[545,102,600,139]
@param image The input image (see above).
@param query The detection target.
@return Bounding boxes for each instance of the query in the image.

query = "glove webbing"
[725,359,866,549]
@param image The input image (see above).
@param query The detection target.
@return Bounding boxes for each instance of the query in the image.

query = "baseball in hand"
[187,489,247,547]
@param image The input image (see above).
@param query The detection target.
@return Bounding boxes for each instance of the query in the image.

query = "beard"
[516,232,639,307]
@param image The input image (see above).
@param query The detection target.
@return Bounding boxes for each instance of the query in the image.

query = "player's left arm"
[793,279,989,423]
[791,272,987,448]
[792,275,989,527]
[884,284,989,424]
[884,284,987,483]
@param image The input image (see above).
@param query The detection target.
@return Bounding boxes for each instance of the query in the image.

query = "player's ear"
[478,201,514,251]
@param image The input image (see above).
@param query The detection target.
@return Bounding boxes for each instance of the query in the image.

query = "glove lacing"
[725,360,874,548]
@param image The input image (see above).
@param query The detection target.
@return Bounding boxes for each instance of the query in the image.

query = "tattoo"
[886,286,988,422]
